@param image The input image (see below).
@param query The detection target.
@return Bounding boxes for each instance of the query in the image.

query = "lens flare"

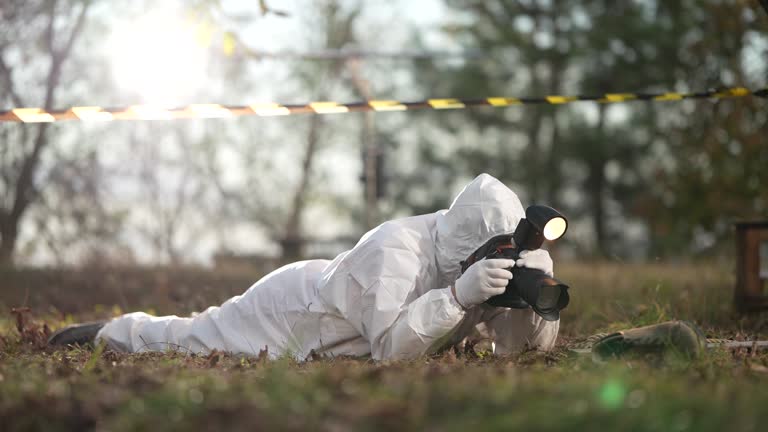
[598,379,626,409]
[543,217,567,240]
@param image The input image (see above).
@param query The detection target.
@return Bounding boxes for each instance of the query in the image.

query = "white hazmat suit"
[96,173,559,360]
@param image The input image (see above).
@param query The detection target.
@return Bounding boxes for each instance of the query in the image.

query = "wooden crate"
[735,221,768,312]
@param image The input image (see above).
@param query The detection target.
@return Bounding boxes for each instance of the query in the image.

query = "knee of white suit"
[486,309,560,355]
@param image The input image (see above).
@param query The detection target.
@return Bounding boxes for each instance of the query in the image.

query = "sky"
[103,0,454,105]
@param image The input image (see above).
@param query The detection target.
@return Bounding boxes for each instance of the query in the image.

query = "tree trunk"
[588,159,607,256]
[0,223,17,267]
[1,122,49,267]
[0,1,90,266]
[544,11,565,208]
[545,112,561,207]
[525,108,544,199]
[281,114,322,261]
[590,105,608,256]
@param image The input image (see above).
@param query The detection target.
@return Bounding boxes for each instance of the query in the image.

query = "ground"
[1,262,767,431]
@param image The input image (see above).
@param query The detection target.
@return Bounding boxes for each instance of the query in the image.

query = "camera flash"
[543,217,567,241]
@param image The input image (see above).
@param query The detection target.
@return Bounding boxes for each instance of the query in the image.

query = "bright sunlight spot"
[109,12,208,104]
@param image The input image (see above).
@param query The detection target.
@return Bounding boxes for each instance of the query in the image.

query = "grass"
[1,261,767,431]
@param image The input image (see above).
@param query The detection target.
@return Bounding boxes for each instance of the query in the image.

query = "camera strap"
[459,234,515,274]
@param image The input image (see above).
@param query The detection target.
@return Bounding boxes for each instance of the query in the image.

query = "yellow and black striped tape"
[0,87,764,123]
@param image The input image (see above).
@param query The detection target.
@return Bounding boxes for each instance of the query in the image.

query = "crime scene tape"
[0,86,765,123]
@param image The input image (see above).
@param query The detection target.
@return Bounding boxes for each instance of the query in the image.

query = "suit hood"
[434,173,525,286]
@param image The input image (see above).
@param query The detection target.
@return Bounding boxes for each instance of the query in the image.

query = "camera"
[459,205,570,321]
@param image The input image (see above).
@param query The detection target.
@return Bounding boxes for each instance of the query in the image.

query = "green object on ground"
[591,320,708,361]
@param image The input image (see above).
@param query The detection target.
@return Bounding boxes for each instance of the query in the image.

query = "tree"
[0,0,92,266]
[399,0,638,254]
[635,0,768,255]
[193,0,365,262]
[394,0,766,258]
[559,0,682,256]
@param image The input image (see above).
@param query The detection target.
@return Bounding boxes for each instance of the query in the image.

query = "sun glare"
[109,13,208,104]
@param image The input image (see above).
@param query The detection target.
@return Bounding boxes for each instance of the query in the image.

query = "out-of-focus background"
[1,0,766,273]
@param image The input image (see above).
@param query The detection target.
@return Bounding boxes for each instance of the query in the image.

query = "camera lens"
[536,284,561,310]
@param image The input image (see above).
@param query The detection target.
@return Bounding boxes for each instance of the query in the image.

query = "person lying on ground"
[49,173,558,361]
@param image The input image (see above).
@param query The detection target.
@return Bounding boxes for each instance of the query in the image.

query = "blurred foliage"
[395,0,768,257]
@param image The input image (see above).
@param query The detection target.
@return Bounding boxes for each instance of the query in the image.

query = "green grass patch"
[1,262,767,431]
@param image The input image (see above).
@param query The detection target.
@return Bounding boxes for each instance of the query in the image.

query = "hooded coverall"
[96,173,559,360]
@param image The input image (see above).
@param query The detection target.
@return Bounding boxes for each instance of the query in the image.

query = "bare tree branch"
[45,0,90,108]
[57,0,91,63]
[45,0,57,58]
[14,0,91,210]
[0,49,24,107]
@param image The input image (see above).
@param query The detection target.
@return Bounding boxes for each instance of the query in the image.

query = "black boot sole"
[48,321,107,347]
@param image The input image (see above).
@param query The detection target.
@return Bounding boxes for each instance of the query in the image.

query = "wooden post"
[735,221,768,312]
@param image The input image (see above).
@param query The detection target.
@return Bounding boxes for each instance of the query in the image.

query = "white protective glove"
[516,249,554,277]
[453,258,516,309]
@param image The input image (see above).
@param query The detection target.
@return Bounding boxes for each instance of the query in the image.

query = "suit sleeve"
[352,247,467,360]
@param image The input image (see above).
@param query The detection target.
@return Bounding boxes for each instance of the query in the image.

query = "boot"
[48,321,107,347]
[591,320,707,361]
